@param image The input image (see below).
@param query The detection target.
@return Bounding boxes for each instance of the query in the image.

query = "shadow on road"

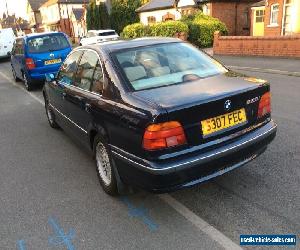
[0,57,10,64]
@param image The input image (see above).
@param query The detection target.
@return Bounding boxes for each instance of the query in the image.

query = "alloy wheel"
[96,142,112,186]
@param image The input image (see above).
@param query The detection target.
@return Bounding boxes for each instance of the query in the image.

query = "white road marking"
[159,194,243,250]
[0,70,243,250]
[227,65,300,77]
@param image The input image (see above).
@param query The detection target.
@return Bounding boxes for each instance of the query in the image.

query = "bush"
[183,11,228,47]
[149,21,188,37]
[122,23,148,38]
[122,21,188,39]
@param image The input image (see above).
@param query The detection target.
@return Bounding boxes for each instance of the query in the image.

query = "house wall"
[40,3,85,37]
[177,0,196,7]
[213,31,300,57]
[211,1,254,36]
[264,0,284,36]
[139,9,181,25]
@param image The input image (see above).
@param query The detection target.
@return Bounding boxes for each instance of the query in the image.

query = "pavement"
[0,56,299,250]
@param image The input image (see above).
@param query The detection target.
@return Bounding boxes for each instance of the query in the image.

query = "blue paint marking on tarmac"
[48,217,76,250]
[121,197,158,231]
[17,240,26,250]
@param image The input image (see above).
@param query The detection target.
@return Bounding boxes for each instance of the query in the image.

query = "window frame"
[57,50,83,84]
[270,4,279,25]
[147,16,156,24]
[73,50,102,92]
[255,9,265,23]
[58,48,105,96]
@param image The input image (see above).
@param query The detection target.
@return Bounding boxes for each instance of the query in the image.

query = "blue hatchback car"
[11,32,72,91]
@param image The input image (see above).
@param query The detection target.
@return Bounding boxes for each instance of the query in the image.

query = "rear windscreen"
[98,31,117,36]
[27,34,69,53]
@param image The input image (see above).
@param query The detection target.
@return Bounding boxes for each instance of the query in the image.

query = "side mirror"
[45,73,55,82]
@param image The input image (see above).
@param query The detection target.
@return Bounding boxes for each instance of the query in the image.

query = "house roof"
[251,0,266,7]
[72,8,84,20]
[40,0,89,8]
[28,0,47,11]
[136,0,175,13]
[136,0,205,13]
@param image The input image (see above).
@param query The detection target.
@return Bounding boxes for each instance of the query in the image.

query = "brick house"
[39,0,90,38]
[26,0,47,32]
[251,0,300,36]
[137,0,261,36]
[202,0,265,36]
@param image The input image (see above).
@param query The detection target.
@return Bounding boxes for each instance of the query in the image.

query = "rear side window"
[73,51,99,91]
[98,31,117,36]
[27,34,69,53]
[57,51,83,85]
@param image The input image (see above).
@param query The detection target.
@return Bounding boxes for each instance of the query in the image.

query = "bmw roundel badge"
[224,100,232,111]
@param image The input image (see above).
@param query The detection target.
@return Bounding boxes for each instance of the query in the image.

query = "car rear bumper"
[28,65,61,81]
[111,120,277,193]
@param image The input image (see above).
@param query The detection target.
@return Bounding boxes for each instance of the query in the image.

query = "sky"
[0,0,28,19]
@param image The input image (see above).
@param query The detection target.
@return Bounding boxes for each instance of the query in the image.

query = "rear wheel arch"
[90,124,109,151]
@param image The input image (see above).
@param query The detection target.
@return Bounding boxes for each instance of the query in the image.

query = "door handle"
[85,103,92,113]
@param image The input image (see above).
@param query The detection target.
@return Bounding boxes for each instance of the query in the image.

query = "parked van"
[11,32,72,91]
[0,28,15,58]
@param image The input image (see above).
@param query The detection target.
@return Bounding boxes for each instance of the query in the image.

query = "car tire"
[11,66,20,82]
[45,99,59,129]
[94,134,118,196]
[23,72,33,91]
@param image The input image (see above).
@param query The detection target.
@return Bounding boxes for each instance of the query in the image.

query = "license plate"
[201,109,247,136]
[44,59,61,65]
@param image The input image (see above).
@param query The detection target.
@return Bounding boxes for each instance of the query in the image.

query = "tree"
[86,0,110,30]
[110,0,142,34]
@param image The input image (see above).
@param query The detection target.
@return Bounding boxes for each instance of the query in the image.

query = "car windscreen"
[113,42,228,91]
[27,34,69,53]
[98,31,117,36]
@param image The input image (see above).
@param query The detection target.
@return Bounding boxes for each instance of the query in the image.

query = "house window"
[147,16,156,24]
[256,9,265,23]
[270,4,279,25]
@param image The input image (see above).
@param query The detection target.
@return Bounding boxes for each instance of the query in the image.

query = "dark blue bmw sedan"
[43,38,277,195]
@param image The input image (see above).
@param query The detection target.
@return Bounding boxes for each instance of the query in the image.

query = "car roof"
[84,37,182,53]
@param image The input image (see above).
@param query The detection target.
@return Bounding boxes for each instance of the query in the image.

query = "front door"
[47,50,83,128]
[253,8,265,36]
[64,50,102,144]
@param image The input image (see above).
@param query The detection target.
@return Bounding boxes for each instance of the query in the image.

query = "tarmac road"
[0,57,299,250]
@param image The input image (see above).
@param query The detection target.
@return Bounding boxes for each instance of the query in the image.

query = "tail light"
[258,92,271,118]
[25,58,35,70]
[143,121,187,150]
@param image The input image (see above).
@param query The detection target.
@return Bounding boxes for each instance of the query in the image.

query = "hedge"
[122,21,188,39]
[149,21,188,37]
[122,12,227,48]
[184,12,228,47]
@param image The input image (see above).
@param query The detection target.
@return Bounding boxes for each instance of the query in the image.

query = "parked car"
[79,30,119,46]
[0,28,15,58]
[43,38,277,195]
[11,32,72,91]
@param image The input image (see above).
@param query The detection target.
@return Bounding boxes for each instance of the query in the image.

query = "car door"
[47,50,83,128]
[63,50,101,144]
[11,39,24,79]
